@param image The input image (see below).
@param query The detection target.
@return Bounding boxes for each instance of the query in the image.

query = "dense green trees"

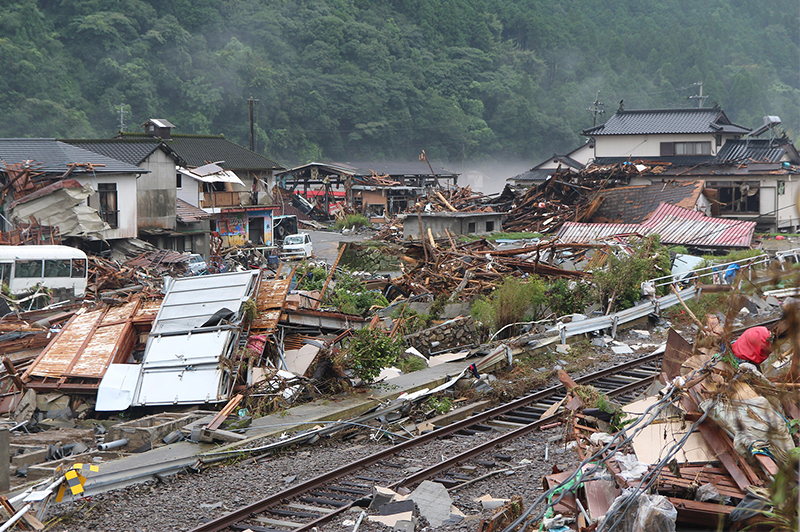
[1,0,798,167]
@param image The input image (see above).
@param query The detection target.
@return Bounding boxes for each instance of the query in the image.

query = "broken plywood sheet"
[630,421,715,465]
[283,344,319,376]
[24,300,141,381]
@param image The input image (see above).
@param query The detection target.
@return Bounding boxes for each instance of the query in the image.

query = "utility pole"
[248,98,259,151]
[586,90,605,127]
[117,104,129,132]
[687,82,708,108]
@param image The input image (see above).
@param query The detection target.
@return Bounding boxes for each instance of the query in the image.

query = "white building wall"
[75,174,138,239]
[593,133,726,159]
[177,175,203,207]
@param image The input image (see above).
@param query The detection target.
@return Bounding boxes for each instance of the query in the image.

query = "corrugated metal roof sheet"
[557,202,755,248]
[583,108,749,136]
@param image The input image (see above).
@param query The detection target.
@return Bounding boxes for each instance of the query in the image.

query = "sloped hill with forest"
[2,0,798,166]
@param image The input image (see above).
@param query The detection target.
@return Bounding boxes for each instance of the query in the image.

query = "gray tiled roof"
[330,161,459,177]
[583,108,750,136]
[62,138,165,166]
[507,168,552,182]
[0,138,145,174]
[715,138,796,163]
[116,133,283,171]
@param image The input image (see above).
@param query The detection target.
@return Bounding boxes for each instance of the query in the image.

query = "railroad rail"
[190,350,664,532]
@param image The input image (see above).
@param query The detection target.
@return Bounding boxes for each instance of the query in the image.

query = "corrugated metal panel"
[27,300,140,380]
[152,270,259,334]
[556,223,642,243]
[642,203,755,247]
[557,203,754,248]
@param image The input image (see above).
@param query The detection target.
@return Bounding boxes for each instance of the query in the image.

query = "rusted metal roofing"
[557,202,755,248]
[22,300,151,387]
[176,198,212,223]
[641,202,755,248]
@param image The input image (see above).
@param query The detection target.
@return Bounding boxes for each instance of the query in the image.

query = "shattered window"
[15,260,42,278]
[71,259,87,278]
[44,259,71,277]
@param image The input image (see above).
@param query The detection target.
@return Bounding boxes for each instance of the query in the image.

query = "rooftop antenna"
[586,90,605,126]
[117,103,129,132]
[687,82,708,108]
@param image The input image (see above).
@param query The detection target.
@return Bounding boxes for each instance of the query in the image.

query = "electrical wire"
[500,355,722,532]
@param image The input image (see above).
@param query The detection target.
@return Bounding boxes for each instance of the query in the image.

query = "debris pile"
[528,311,799,531]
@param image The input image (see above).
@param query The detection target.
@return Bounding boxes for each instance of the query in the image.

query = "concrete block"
[409,480,452,527]
[108,411,208,449]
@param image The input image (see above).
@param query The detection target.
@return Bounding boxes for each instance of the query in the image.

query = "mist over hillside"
[2,0,798,175]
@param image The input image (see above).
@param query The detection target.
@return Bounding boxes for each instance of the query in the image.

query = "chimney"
[142,119,175,140]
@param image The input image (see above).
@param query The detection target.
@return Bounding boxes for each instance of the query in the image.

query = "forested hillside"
[2,0,798,166]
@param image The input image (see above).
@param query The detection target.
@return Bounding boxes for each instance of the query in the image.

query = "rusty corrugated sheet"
[24,300,141,381]
[557,202,754,248]
[641,202,755,248]
[250,276,292,334]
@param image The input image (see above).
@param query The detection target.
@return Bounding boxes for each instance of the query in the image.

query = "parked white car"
[280,233,313,260]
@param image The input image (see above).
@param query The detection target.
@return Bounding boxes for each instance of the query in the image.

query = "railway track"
[190,350,664,532]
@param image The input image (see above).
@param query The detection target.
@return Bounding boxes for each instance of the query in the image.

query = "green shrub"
[593,235,671,312]
[334,214,370,230]
[295,264,328,291]
[547,279,593,317]
[338,327,403,383]
[326,269,389,315]
[471,276,547,338]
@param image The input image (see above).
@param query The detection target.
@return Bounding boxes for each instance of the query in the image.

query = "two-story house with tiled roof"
[66,119,286,253]
[579,106,799,232]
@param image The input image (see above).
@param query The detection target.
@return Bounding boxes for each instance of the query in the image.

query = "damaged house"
[64,118,285,254]
[277,161,460,222]
[582,107,800,232]
[0,139,144,243]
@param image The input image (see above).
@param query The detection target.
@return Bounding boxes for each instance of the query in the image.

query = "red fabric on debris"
[731,326,771,365]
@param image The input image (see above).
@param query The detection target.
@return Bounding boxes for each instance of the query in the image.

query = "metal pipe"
[98,438,128,451]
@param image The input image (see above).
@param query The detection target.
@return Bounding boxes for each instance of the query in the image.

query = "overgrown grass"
[471,276,547,338]
[334,213,370,230]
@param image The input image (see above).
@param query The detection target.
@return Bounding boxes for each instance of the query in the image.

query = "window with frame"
[485,220,495,232]
[15,260,42,278]
[44,259,71,277]
[467,222,476,233]
[660,141,712,156]
[176,173,182,189]
[98,183,119,228]
[71,259,87,278]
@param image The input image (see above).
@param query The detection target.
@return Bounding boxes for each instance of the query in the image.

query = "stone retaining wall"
[403,316,479,356]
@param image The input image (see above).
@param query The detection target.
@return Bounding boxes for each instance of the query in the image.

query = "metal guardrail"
[551,286,698,344]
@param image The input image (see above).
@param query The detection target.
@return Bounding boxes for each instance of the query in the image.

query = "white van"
[0,245,89,297]
[280,233,313,260]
